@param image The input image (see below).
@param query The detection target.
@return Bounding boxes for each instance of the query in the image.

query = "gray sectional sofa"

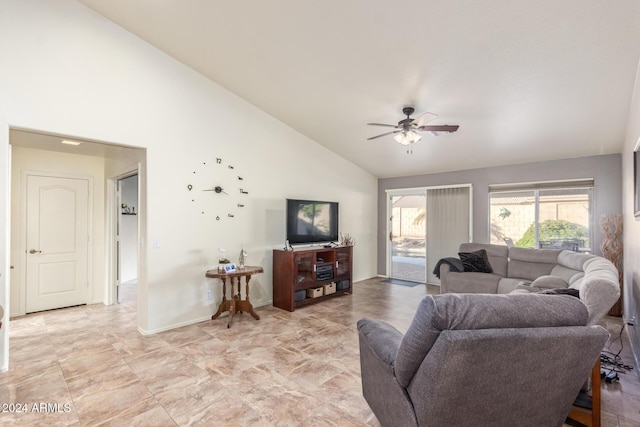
[439,243,620,324]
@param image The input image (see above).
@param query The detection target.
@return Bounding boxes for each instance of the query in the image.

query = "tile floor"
[1,278,639,426]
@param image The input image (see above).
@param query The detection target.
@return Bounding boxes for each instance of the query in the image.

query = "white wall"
[0,124,9,371]
[9,147,106,316]
[0,0,378,370]
[622,60,640,366]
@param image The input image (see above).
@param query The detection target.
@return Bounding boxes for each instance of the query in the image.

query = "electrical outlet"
[206,289,212,300]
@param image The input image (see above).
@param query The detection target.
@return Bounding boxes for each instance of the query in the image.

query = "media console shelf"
[272,246,353,312]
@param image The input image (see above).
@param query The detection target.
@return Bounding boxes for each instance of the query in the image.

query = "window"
[489,181,593,253]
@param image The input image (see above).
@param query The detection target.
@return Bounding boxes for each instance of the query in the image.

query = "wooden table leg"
[236,277,243,313]
[591,358,601,427]
[211,277,227,320]
[245,274,260,320]
[567,358,601,427]
[227,277,237,328]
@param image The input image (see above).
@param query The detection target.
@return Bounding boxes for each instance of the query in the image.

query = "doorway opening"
[389,192,427,283]
[115,173,139,304]
[9,128,145,317]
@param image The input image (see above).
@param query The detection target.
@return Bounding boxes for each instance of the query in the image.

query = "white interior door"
[115,179,122,303]
[26,175,89,313]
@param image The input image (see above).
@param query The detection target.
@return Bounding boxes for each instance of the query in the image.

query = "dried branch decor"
[600,214,623,316]
[339,232,355,246]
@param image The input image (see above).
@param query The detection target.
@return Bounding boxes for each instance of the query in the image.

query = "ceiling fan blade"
[367,130,401,140]
[411,111,438,126]
[367,123,398,128]
[416,124,460,133]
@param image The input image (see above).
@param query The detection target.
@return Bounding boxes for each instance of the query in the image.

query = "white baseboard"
[138,315,212,336]
[137,298,273,336]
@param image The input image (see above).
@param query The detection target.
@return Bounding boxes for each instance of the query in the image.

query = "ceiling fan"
[367,107,459,150]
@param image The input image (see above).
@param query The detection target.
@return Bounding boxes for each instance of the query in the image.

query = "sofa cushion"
[531,275,568,289]
[444,272,502,294]
[497,277,532,294]
[550,250,592,284]
[507,247,560,281]
[394,293,590,387]
[557,250,594,270]
[550,265,584,285]
[459,249,493,273]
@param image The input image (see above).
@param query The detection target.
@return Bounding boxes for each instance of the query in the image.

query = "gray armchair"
[357,293,608,427]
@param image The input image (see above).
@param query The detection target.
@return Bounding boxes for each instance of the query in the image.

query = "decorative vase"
[238,248,247,268]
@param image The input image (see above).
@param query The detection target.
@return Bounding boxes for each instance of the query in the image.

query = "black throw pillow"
[458,249,493,273]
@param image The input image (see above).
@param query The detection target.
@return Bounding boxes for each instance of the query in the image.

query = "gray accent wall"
[377,154,622,275]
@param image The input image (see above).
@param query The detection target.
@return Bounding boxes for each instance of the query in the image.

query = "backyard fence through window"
[489,180,593,253]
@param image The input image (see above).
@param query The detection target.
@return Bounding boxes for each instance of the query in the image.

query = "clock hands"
[203,186,227,194]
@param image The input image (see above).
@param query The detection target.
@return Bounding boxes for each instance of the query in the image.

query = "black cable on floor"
[600,323,634,376]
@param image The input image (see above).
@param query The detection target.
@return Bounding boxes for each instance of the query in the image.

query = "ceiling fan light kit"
[367,106,459,153]
[394,130,421,145]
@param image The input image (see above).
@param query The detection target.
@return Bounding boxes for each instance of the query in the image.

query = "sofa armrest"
[357,318,418,427]
[578,258,621,325]
[357,318,403,371]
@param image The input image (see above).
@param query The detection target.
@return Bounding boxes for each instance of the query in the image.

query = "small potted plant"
[218,257,231,272]
[218,248,230,272]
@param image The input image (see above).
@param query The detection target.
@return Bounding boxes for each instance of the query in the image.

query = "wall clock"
[187,158,249,220]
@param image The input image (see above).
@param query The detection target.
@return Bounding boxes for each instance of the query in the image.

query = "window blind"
[488,179,594,193]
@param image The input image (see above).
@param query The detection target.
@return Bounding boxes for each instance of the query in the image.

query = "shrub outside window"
[489,185,592,253]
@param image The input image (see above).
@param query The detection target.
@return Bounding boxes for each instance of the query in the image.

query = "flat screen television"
[286,199,339,245]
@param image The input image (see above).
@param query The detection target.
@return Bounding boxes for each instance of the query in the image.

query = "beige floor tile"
[2,279,638,426]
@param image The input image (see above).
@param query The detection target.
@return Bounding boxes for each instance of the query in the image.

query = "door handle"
[29,249,42,254]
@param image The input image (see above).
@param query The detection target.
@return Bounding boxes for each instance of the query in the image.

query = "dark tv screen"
[286,199,339,245]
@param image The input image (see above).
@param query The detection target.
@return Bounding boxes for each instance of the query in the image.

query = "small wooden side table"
[205,266,263,328]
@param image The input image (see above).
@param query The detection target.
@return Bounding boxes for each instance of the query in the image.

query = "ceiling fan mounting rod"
[402,106,415,117]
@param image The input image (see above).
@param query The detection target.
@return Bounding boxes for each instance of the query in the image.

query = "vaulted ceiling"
[77,0,640,178]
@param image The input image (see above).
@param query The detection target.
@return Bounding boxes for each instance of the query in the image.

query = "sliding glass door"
[389,193,427,282]
[387,185,471,284]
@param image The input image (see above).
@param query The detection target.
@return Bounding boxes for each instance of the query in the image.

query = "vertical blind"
[426,186,471,284]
